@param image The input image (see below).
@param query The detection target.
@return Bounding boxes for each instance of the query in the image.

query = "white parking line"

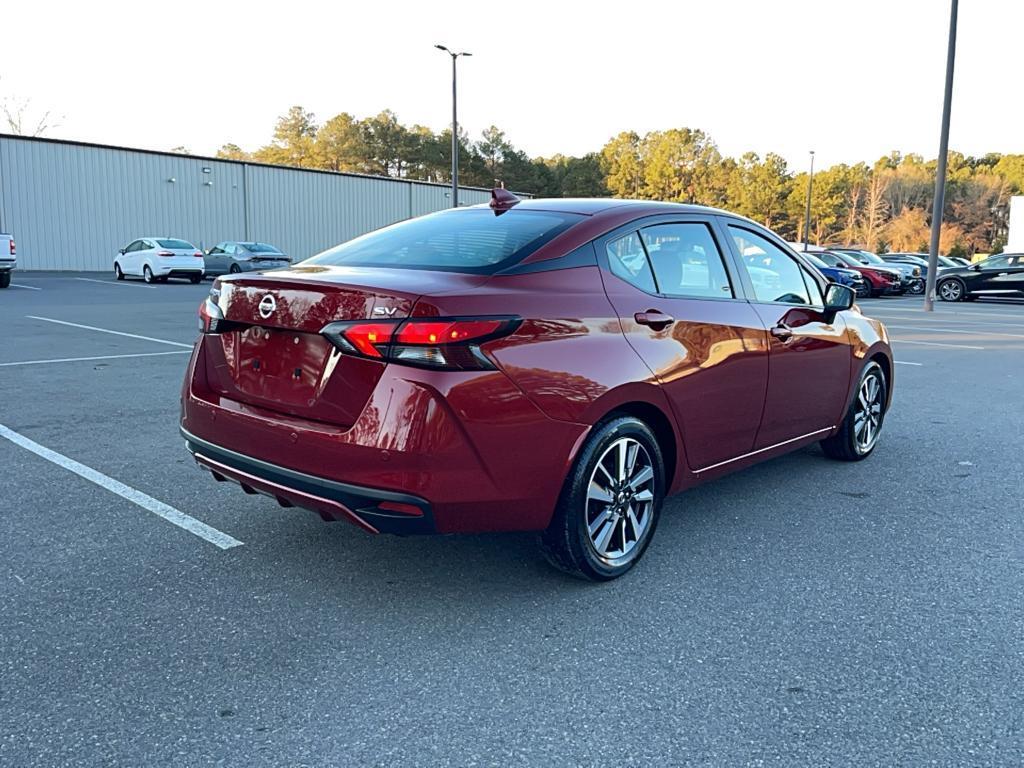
[0,424,242,550]
[892,338,985,350]
[10,283,42,290]
[26,315,193,348]
[74,277,152,288]
[894,361,923,366]
[884,324,1024,340]
[0,350,191,367]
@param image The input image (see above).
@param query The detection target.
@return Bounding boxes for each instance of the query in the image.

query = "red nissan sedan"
[181,191,892,580]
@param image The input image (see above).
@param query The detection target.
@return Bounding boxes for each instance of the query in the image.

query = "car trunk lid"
[202,266,487,427]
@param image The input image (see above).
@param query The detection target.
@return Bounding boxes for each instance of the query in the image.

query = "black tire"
[539,416,665,581]
[821,360,887,462]
[937,278,965,302]
[229,263,242,274]
[0,271,10,288]
[855,282,871,299]
[189,275,201,284]
[114,263,125,281]
[143,265,154,284]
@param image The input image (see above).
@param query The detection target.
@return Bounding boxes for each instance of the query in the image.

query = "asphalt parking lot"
[2,274,1022,766]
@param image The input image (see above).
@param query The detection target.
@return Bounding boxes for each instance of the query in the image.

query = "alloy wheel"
[939,280,962,301]
[585,437,656,566]
[853,371,884,454]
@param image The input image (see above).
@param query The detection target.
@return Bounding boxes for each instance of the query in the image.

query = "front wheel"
[539,416,665,581]
[189,275,201,284]
[229,263,242,274]
[821,360,887,461]
[938,278,965,302]
[114,263,124,281]
[854,282,871,299]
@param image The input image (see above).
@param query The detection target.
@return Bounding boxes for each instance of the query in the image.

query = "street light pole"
[803,150,815,252]
[435,45,472,209]
[924,0,959,312]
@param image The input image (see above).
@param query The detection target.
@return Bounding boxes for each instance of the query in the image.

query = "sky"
[1,0,1021,173]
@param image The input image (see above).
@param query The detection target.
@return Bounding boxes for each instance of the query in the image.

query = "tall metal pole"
[924,0,959,312]
[451,54,458,208]
[803,150,815,251]
[436,45,471,209]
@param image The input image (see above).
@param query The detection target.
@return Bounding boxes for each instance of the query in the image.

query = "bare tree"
[860,174,890,251]
[1,77,61,136]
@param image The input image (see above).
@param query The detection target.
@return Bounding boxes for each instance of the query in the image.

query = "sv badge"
[373,306,398,317]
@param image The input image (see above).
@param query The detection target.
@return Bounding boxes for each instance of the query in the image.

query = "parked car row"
[114,238,290,283]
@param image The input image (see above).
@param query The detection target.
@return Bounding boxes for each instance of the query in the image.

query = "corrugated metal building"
[0,134,528,271]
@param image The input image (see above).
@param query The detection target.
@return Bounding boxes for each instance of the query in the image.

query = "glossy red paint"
[181,198,893,536]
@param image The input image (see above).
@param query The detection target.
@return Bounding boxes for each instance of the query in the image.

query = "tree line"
[212,106,1024,256]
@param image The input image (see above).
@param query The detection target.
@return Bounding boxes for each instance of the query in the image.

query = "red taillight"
[322,316,520,371]
[8,239,14,256]
[157,250,174,258]
[194,251,203,258]
[395,319,504,345]
[338,323,397,358]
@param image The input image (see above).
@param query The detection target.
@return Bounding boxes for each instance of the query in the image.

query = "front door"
[599,219,769,471]
[723,224,853,449]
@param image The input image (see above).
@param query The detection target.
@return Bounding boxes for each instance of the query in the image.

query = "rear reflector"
[375,501,423,517]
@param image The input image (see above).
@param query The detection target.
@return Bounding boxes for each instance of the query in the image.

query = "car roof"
[140,236,192,242]
[468,197,735,217]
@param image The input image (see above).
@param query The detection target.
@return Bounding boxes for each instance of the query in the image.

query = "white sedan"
[114,237,205,283]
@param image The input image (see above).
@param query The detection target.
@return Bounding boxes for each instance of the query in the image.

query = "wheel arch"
[598,400,680,493]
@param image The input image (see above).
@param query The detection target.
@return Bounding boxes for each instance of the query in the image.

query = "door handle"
[771,323,794,340]
[634,310,674,330]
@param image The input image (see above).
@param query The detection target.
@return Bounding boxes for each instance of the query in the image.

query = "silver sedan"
[204,242,291,276]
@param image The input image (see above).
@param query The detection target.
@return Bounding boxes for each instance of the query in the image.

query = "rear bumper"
[153,263,204,277]
[180,337,589,534]
[0,258,15,272]
[182,427,436,534]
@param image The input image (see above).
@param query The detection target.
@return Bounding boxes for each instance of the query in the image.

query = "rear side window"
[307,209,583,274]
[640,223,733,299]
[606,232,657,293]
[157,239,194,249]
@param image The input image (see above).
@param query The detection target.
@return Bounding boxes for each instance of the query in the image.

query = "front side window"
[729,226,822,305]
[981,255,1011,270]
[606,231,656,293]
[639,223,733,299]
[308,208,582,274]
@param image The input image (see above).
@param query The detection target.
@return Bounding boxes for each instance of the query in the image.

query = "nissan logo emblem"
[258,294,277,319]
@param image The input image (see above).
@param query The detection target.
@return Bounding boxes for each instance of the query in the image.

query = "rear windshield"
[156,239,195,250]
[306,208,583,273]
[241,242,282,254]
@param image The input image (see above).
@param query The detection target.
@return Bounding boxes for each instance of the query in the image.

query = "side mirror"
[970,263,981,271]
[823,283,855,317]
[118,248,126,255]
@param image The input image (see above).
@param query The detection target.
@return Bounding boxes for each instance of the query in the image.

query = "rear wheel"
[189,275,201,284]
[114,263,124,281]
[938,278,964,302]
[0,271,10,288]
[821,360,887,461]
[539,416,664,581]
[143,265,154,284]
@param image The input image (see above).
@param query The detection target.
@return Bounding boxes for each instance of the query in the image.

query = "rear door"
[598,216,769,471]
[206,243,227,275]
[722,223,852,449]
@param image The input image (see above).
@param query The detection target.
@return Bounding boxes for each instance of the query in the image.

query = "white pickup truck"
[0,232,15,288]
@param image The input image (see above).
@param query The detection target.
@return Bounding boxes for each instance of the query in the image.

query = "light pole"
[924,0,958,312]
[435,44,472,208]
[803,150,815,251]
